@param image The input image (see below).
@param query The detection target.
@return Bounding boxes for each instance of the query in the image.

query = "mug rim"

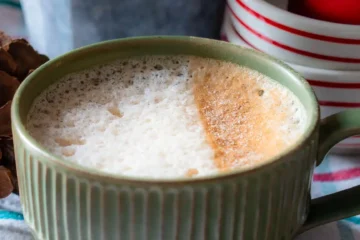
[11,36,320,185]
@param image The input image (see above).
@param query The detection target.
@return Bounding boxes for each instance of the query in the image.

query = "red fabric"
[314,168,360,181]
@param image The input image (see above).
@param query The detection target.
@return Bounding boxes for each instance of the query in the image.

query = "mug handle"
[300,109,360,233]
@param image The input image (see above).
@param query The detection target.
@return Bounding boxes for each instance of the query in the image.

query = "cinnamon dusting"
[190,58,292,171]
[186,168,199,177]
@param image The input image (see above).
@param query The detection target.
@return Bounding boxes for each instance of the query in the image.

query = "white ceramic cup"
[222,16,360,151]
[226,0,360,71]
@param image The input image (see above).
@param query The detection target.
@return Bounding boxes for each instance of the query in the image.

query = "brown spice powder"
[190,58,290,171]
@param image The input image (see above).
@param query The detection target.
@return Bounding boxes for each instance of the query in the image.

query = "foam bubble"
[27,55,307,178]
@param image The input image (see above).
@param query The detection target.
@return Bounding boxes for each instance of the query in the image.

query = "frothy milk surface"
[27,56,306,178]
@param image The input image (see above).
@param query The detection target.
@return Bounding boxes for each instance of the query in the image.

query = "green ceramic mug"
[11,37,360,240]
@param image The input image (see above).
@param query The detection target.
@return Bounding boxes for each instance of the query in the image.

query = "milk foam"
[27,55,306,178]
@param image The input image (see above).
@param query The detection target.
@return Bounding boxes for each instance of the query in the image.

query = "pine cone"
[0,31,49,198]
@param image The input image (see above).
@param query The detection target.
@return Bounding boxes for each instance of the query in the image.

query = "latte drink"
[27,55,306,178]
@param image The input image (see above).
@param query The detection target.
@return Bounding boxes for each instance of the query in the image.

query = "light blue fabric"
[0,194,31,239]
[0,210,24,220]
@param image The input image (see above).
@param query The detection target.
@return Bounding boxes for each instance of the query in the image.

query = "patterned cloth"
[297,154,360,240]
[1,1,359,239]
[0,195,32,240]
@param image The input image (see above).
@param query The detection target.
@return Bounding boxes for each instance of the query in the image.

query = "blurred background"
[1,0,360,239]
[3,0,226,58]
[3,0,357,150]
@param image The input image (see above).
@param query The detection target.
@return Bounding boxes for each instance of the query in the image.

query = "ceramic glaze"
[11,37,360,240]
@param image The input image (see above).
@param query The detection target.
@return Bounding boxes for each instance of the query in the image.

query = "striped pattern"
[224,18,360,110]
[226,0,360,70]
[221,14,360,238]
[314,168,360,182]
[234,0,360,45]
[221,6,360,148]
[306,80,360,89]
[318,101,360,108]
[13,129,317,240]
[229,2,360,63]
[225,0,360,70]
[5,154,360,240]
[308,154,360,239]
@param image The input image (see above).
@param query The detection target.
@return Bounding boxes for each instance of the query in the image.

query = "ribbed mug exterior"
[13,130,317,240]
[11,37,321,240]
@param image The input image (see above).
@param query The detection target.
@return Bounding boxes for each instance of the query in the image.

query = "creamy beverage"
[26,55,306,178]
